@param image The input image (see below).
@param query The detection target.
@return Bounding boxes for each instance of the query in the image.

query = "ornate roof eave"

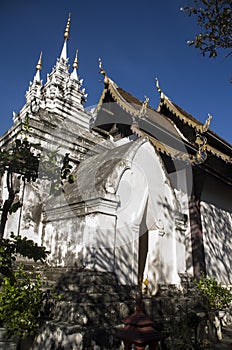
[156,78,211,134]
[131,124,195,164]
[94,85,109,116]
[95,59,147,118]
[94,70,232,165]
[156,79,232,164]
[102,84,232,163]
[160,98,232,163]
[205,144,232,163]
[108,80,141,117]
[94,81,232,164]
[158,93,209,133]
[131,124,232,166]
[95,78,142,118]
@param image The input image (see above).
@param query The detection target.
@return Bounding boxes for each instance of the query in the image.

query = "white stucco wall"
[201,175,232,285]
[169,168,193,276]
[114,141,186,286]
[2,136,190,289]
[201,201,232,284]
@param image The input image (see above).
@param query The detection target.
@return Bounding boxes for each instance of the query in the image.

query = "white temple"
[1,15,231,294]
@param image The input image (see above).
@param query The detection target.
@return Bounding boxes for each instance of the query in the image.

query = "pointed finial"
[155,77,165,102]
[73,49,78,69]
[99,58,109,85]
[202,113,212,133]
[99,57,103,71]
[64,13,71,40]
[33,52,42,82]
[139,95,149,118]
[36,51,42,71]
[60,14,71,60]
[155,77,161,93]
[143,95,149,107]
[70,49,79,80]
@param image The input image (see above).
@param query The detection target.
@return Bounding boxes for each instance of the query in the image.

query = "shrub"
[197,274,232,310]
[0,264,43,338]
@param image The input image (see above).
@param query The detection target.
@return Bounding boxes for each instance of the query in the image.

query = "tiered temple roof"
[93,61,232,185]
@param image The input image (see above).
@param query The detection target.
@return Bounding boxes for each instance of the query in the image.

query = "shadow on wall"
[158,191,232,285]
[84,228,138,286]
[53,268,135,327]
[157,195,191,271]
[201,202,232,284]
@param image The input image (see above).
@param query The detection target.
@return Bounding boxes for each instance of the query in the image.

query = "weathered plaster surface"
[201,201,232,284]
[201,174,232,284]
[41,137,187,289]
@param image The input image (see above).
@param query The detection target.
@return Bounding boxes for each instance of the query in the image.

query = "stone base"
[0,328,18,350]
[14,268,225,349]
[31,323,123,350]
[24,268,137,349]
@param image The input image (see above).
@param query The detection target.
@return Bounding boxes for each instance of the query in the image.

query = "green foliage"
[39,151,75,196]
[0,136,74,196]
[197,274,232,309]
[0,137,40,181]
[181,0,232,58]
[0,116,74,240]
[0,233,48,282]
[0,117,70,339]
[0,264,43,338]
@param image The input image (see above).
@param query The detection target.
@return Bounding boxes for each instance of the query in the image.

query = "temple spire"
[70,49,78,80]
[73,49,78,69]
[60,13,71,60]
[34,52,42,82]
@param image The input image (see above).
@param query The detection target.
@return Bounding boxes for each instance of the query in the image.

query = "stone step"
[56,290,134,302]
[212,325,232,349]
[48,300,133,325]
[42,277,136,297]
[30,321,122,350]
[55,283,125,294]
[54,271,120,288]
[15,263,129,291]
[0,341,17,350]
[0,328,18,350]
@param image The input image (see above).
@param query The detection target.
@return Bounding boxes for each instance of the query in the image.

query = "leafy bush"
[0,264,43,338]
[197,274,232,310]
[0,232,48,282]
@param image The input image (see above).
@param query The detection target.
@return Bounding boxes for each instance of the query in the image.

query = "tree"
[0,264,44,338]
[0,137,39,241]
[0,117,74,242]
[181,0,232,58]
[0,119,73,338]
[0,232,47,282]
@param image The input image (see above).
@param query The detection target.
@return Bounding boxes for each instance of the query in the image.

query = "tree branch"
[0,171,16,242]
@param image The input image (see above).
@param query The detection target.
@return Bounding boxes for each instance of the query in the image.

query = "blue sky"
[0,0,231,144]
